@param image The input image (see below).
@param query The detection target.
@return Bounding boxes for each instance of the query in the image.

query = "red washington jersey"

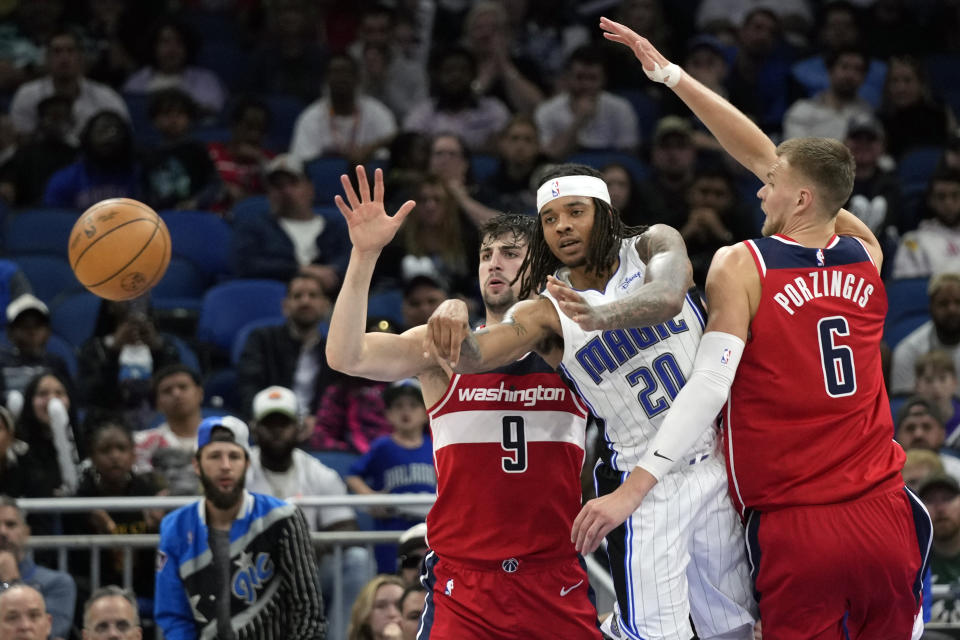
[724,234,904,515]
[425,353,589,564]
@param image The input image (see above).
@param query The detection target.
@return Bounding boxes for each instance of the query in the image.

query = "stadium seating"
[230,195,270,224]
[897,146,945,232]
[229,315,286,366]
[14,255,82,304]
[305,157,351,204]
[196,279,287,351]
[884,277,930,348]
[566,151,650,183]
[162,332,202,373]
[159,210,233,280]
[203,367,239,414]
[367,290,404,328]
[470,154,500,184]
[5,209,78,256]
[262,93,308,151]
[49,292,101,348]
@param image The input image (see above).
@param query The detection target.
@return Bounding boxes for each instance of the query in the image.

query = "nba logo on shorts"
[551,180,560,198]
[502,558,519,573]
[445,579,454,596]
[816,249,825,267]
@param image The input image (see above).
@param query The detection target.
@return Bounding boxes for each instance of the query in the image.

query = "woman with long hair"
[879,55,957,158]
[347,574,405,640]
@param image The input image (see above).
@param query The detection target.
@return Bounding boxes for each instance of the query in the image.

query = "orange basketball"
[68,198,171,301]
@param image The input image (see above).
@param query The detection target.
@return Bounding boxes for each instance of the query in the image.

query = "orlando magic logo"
[501,558,519,573]
[232,551,275,604]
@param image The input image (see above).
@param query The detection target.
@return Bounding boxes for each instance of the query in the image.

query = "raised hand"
[599,16,673,73]
[333,166,415,254]
[545,275,608,331]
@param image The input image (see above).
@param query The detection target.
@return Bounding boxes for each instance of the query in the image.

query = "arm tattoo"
[459,333,483,367]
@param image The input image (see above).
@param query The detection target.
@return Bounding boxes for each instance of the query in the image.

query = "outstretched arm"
[571,245,755,553]
[426,298,559,372]
[545,224,692,331]
[325,167,430,381]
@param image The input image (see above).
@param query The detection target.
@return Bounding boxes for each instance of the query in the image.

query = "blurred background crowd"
[3,0,960,635]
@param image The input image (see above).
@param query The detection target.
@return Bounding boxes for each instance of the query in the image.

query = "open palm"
[334,165,415,254]
[599,16,672,71]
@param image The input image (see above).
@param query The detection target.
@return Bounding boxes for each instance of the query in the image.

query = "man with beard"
[154,416,326,640]
[245,385,374,639]
[783,48,873,141]
[919,473,960,621]
[326,170,602,639]
[237,272,335,423]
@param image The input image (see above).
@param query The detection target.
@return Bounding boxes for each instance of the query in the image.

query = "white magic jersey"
[543,238,714,472]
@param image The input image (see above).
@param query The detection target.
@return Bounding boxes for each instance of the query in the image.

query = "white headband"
[536,175,611,212]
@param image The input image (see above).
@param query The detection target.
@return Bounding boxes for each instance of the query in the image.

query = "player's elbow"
[656,288,686,322]
[325,344,357,376]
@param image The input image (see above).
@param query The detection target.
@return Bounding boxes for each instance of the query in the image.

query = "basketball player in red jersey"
[325,167,602,639]
[567,17,932,640]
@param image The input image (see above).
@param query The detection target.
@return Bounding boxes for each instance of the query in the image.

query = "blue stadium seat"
[159,210,232,279]
[151,256,207,302]
[5,209,79,256]
[367,290,404,327]
[196,42,250,95]
[196,279,287,351]
[230,316,286,366]
[884,277,930,348]
[926,54,960,109]
[162,332,201,373]
[310,451,360,479]
[203,368,239,414]
[49,292,101,348]
[230,195,270,224]
[898,146,944,232]
[305,157,350,205]
[615,88,662,144]
[44,333,78,379]
[13,255,82,304]
[122,93,157,144]
[470,154,500,184]
[565,151,650,184]
[192,126,231,144]
[262,94,308,151]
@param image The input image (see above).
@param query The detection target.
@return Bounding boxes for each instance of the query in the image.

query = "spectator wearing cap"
[634,116,698,229]
[892,274,960,395]
[237,272,336,422]
[155,416,326,640]
[0,294,71,397]
[534,45,638,160]
[783,48,874,141]
[395,522,427,588]
[843,112,901,238]
[346,380,436,574]
[892,170,960,280]
[290,53,397,164]
[895,397,960,482]
[245,386,374,640]
[231,153,351,289]
[919,473,960,621]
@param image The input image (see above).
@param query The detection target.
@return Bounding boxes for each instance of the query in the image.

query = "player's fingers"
[356,165,371,203]
[333,195,351,219]
[373,167,385,203]
[394,200,416,224]
[340,174,361,209]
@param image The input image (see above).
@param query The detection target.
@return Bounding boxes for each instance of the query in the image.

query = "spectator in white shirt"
[891,273,960,395]
[9,30,129,143]
[246,385,375,640]
[893,171,960,279]
[290,53,398,164]
[534,45,638,160]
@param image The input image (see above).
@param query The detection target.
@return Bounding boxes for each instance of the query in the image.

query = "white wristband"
[643,62,683,88]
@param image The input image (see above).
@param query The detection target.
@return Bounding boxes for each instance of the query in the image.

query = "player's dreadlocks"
[519,164,647,299]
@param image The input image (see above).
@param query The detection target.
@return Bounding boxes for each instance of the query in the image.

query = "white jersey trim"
[744,239,766,277]
[428,373,461,419]
[432,409,588,450]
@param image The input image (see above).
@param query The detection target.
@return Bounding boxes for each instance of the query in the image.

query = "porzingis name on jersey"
[457,382,567,406]
[575,319,689,384]
[773,270,875,316]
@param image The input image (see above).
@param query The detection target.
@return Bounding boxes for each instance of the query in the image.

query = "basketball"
[68,198,171,301]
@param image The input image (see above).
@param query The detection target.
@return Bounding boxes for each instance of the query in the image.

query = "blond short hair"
[776,137,855,216]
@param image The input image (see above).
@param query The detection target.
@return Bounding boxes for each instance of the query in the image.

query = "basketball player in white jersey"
[325,166,602,639]
[426,163,757,640]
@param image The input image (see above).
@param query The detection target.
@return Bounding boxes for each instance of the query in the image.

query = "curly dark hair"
[478,213,536,249]
[519,164,646,298]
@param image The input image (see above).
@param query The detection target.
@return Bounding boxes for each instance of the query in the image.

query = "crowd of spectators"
[2,0,960,634]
